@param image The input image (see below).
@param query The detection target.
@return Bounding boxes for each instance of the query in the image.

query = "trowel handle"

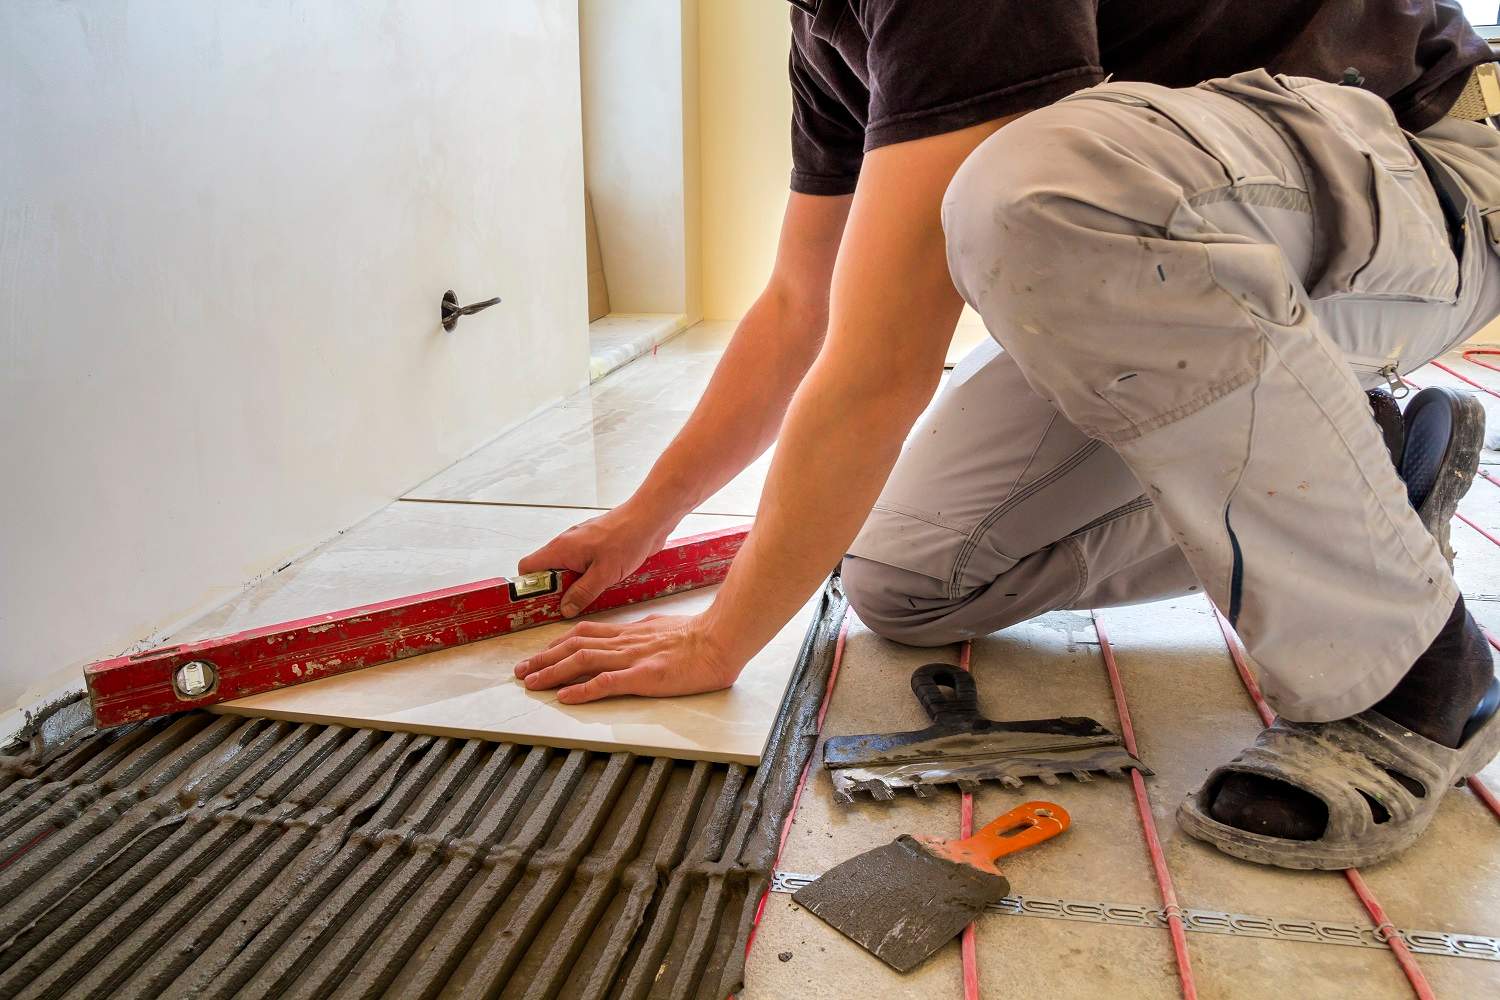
[920,801,1071,874]
[911,663,982,725]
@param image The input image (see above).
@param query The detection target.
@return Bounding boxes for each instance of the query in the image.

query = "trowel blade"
[793,834,1009,973]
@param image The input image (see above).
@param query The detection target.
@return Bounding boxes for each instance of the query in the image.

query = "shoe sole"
[1404,387,1486,566]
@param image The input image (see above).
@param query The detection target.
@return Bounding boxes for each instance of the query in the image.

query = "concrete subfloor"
[139,329,1500,996]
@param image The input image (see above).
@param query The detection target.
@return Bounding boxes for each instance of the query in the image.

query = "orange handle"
[917,801,1070,875]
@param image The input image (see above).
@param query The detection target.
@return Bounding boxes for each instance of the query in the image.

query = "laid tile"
[171,503,745,640]
[405,398,770,516]
[947,322,991,366]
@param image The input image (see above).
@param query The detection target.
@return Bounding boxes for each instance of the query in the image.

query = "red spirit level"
[85,523,750,729]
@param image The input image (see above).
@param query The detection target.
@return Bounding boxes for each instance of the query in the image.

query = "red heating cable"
[1089,612,1199,1000]
[1431,358,1500,400]
[1211,610,1436,1000]
[1461,347,1500,375]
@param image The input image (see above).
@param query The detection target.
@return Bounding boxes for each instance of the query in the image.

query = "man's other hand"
[513,613,739,704]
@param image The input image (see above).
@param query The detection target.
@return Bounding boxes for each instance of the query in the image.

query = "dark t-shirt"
[790,0,1493,195]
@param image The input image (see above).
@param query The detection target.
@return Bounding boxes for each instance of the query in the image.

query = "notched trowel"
[825,663,1151,803]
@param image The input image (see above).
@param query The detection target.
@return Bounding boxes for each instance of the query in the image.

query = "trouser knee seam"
[1068,495,1155,538]
[949,440,1102,599]
[1062,536,1090,608]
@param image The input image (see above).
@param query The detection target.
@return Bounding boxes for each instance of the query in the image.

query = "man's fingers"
[561,564,614,617]
[556,666,651,704]
[521,648,629,690]
[514,635,613,678]
[543,621,621,651]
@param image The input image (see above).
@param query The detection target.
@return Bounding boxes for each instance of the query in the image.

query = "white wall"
[580,0,700,318]
[0,1,589,708]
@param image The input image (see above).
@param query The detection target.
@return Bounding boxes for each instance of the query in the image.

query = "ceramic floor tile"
[168,502,743,641]
[212,582,816,765]
[172,502,806,764]
[403,398,770,516]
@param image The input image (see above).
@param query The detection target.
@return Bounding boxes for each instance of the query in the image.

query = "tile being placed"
[213,583,814,765]
[171,502,810,765]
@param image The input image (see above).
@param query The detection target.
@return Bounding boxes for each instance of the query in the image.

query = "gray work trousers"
[843,69,1500,722]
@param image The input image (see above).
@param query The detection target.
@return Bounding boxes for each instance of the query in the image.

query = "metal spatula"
[792,801,1070,972]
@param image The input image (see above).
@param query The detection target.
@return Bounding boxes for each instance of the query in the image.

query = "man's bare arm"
[517,193,851,615]
[633,192,852,525]
[517,117,1017,701]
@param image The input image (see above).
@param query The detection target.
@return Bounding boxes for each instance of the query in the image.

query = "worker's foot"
[1206,597,1496,843]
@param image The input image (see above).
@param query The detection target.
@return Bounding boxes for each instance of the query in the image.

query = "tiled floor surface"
[171,322,1500,996]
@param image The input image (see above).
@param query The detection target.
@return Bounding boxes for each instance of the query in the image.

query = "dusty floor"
[163,323,1500,996]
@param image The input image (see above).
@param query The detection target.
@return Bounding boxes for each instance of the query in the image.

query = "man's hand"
[513,614,737,704]
[517,503,672,617]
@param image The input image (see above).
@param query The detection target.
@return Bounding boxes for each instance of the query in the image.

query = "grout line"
[397,497,619,513]
[1210,610,1437,999]
[395,496,758,518]
[1090,611,1198,1000]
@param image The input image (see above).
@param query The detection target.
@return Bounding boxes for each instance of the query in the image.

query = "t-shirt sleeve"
[860,1,1104,151]
[789,29,866,196]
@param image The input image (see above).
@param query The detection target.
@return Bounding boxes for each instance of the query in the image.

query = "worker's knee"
[841,554,971,647]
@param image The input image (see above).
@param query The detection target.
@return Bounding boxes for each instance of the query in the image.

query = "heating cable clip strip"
[762,874,1500,959]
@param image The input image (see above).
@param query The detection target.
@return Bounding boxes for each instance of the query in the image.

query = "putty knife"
[825,663,1150,802]
[792,800,1070,972]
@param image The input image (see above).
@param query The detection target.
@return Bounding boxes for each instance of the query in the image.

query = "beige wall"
[698,1,793,320]
[0,1,589,708]
[580,0,701,318]
[695,3,988,329]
